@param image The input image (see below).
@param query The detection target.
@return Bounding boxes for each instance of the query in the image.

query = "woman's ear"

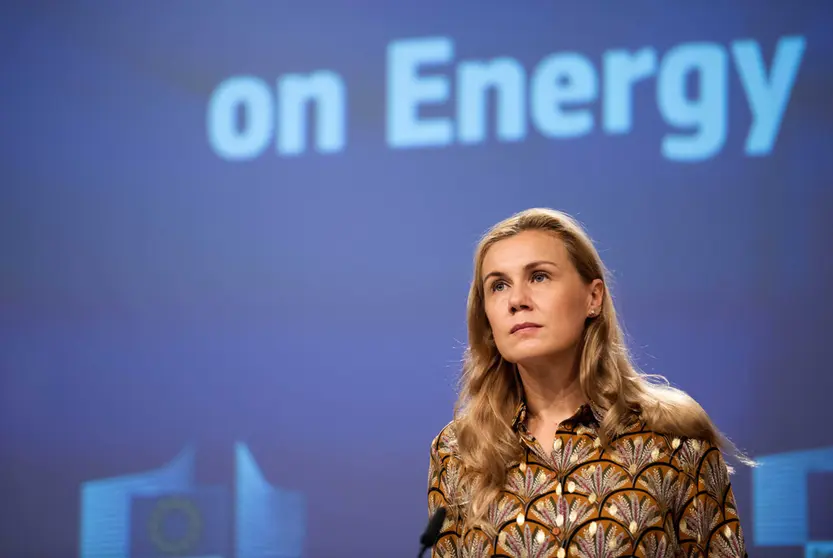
[588,279,604,313]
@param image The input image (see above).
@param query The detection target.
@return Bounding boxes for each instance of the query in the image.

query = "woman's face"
[481,230,603,366]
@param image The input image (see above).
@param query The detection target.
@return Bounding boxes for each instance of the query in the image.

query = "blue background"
[1,2,832,557]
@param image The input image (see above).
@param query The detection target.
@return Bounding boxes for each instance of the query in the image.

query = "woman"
[427,208,749,557]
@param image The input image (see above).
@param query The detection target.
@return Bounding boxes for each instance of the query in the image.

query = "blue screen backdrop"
[1,2,832,557]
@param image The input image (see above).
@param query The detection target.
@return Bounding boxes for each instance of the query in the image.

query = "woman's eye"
[532,272,548,282]
[491,281,506,292]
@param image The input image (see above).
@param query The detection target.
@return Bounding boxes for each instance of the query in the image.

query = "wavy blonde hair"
[452,207,751,529]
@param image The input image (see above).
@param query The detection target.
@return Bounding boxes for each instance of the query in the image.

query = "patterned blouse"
[426,402,747,557]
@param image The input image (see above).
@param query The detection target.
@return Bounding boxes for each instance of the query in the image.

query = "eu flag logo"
[79,443,305,558]
[130,487,230,558]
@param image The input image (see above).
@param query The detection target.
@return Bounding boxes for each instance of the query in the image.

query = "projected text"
[207,34,806,163]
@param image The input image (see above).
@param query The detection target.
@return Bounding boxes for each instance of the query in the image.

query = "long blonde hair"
[452,208,750,528]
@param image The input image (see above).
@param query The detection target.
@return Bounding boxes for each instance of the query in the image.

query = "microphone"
[418,506,447,558]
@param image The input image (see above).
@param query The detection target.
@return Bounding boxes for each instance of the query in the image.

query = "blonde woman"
[427,208,749,557]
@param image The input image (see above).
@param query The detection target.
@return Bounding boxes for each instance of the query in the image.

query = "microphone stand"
[418,507,447,558]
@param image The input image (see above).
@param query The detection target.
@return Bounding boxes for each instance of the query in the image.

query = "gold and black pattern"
[427,402,747,557]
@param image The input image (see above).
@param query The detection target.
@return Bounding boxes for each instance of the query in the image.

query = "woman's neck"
[517,354,586,426]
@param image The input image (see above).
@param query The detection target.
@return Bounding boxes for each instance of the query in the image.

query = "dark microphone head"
[420,506,447,548]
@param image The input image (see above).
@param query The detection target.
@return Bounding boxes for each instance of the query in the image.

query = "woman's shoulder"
[635,426,723,457]
[626,409,720,445]
[429,419,461,461]
[618,414,731,468]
